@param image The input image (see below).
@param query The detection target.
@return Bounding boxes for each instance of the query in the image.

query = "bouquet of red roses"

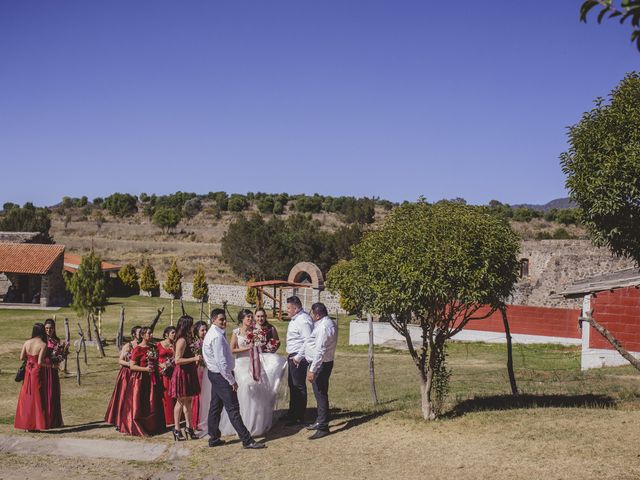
[50,341,70,364]
[146,344,158,372]
[246,328,267,348]
[263,338,280,353]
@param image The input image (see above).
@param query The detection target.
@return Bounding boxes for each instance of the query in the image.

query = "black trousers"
[287,355,309,422]
[207,371,253,445]
[311,361,333,430]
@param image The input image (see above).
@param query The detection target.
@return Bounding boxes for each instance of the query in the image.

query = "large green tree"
[560,72,640,262]
[152,207,181,233]
[326,201,520,420]
[0,202,53,243]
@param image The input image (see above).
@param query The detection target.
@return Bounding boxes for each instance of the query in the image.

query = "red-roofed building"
[0,243,66,307]
[63,253,120,275]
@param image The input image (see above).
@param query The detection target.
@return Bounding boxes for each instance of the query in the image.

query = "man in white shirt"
[285,295,314,425]
[304,302,337,440]
[202,308,265,449]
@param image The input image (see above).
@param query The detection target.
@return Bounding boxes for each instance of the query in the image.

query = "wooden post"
[91,314,106,358]
[77,322,87,365]
[367,313,378,405]
[116,306,125,351]
[170,299,174,326]
[75,349,81,386]
[98,310,102,336]
[278,288,283,321]
[85,313,93,341]
[63,317,70,374]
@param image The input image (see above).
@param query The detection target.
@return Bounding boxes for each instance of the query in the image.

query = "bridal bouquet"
[50,341,70,364]
[190,339,203,365]
[246,328,267,348]
[263,338,280,353]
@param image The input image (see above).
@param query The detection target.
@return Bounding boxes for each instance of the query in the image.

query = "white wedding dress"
[197,327,287,437]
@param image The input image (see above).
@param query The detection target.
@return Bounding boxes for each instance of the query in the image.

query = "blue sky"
[1,1,638,207]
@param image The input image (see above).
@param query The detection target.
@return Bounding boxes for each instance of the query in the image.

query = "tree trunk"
[85,313,92,341]
[420,368,436,420]
[500,306,519,395]
[367,314,378,405]
[91,314,106,358]
[77,322,87,365]
[170,299,174,326]
[586,315,640,371]
[116,306,125,351]
[63,317,70,374]
[75,350,81,386]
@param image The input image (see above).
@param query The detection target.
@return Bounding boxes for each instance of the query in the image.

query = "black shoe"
[243,441,266,449]
[305,422,321,431]
[208,438,225,447]
[185,427,197,440]
[115,426,120,432]
[172,428,186,441]
[309,429,329,440]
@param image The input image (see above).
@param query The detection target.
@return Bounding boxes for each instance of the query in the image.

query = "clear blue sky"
[1,1,638,207]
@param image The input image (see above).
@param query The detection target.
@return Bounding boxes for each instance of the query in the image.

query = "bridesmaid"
[157,326,176,428]
[14,323,48,431]
[169,315,201,441]
[254,308,281,353]
[190,320,208,430]
[43,318,64,428]
[120,327,164,436]
[105,325,141,430]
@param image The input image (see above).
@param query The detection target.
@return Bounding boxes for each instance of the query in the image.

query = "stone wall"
[512,240,635,309]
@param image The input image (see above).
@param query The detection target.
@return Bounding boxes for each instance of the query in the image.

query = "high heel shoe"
[185,426,197,440]
[172,428,186,441]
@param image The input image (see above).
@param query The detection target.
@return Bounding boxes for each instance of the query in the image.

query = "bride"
[198,309,287,437]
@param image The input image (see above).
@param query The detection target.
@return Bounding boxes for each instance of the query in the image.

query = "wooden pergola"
[247,279,311,320]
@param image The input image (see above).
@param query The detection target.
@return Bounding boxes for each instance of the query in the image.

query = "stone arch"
[288,262,324,290]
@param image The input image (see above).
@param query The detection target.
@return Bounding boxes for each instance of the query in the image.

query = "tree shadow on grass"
[443,393,617,419]
[43,421,114,434]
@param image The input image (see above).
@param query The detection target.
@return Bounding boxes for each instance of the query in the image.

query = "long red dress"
[156,342,175,426]
[169,344,200,398]
[43,338,64,428]
[14,354,47,430]
[119,345,165,437]
[191,366,204,425]
[104,346,132,426]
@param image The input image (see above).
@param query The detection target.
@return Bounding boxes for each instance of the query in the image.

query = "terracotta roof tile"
[64,253,120,273]
[0,243,65,275]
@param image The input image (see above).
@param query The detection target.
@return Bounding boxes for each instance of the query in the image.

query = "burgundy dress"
[259,325,280,353]
[14,354,47,430]
[156,342,175,426]
[169,344,200,398]
[104,346,132,426]
[43,338,64,428]
[119,345,165,437]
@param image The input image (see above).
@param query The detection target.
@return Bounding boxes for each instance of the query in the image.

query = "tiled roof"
[64,253,121,273]
[0,243,65,275]
[560,267,640,297]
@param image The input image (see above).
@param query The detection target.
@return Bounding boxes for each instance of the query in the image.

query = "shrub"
[163,259,183,299]
[139,261,159,293]
[118,264,140,294]
[228,194,249,212]
[152,207,181,233]
[104,193,138,217]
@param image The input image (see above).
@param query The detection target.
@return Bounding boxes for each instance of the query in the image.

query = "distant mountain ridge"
[512,197,576,211]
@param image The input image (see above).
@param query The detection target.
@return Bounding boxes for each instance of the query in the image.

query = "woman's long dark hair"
[237,308,253,325]
[44,318,60,342]
[31,322,47,343]
[192,320,208,339]
[254,308,272,329]
[163,326,176,339]
[175,315,194,342]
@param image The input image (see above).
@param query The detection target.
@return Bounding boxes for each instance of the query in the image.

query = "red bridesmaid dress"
[156,342,175,426]
[43,338,64,428]
[169,345,200,398]
[119,345,165,436]
[191,366,204,426]
[14,354,47,430]
[104,347,132,426]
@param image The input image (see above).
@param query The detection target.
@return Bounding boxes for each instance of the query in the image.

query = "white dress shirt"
[286,309,314,361]
[202,325,236,386]
[304,316,337,373]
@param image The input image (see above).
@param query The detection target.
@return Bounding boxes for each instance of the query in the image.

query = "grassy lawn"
[1,295,640,479]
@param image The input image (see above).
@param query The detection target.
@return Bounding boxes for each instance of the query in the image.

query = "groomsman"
[304,302,337,440]
[286,295,314,425]
[202,308,265,449]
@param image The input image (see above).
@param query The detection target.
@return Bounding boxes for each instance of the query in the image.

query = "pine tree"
[192,265,208,302]
[163,259,183,299]
[245,278,258,306]
[139,260,159,293]
[118,263,139,294]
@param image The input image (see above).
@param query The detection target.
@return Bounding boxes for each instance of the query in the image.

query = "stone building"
[0,243,66,307]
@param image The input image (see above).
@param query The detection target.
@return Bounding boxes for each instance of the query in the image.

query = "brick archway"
[288,262,324,290]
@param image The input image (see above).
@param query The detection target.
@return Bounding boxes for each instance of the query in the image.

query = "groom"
[202,308,265,449]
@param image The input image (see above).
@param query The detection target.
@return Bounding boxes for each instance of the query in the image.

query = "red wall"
[590,286,640,352]
[464,304,581,339]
